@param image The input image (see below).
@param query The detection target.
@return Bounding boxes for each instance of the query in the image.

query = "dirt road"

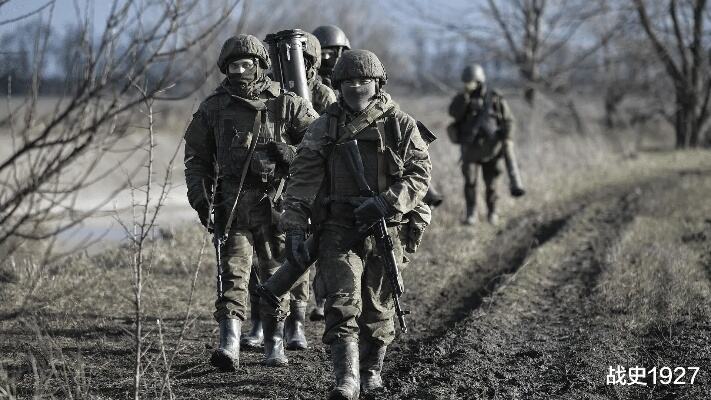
[2,151,711,399]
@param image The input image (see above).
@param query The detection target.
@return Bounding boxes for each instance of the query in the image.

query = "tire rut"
[382,178,662,399]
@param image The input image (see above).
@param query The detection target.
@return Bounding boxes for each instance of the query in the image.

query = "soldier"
[281,31,337,350]
[312,25,351,88]
[279,50,431,399]
[183,34,317,370]
[242,30,337,352]
[447,64,525,226]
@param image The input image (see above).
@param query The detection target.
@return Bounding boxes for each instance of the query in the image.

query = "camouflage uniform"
[280,50,431,398]
[184,34,317,369]
[448,65,521,224]
[281,32,337,349]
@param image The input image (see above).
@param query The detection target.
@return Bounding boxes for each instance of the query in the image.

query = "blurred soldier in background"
[279,49,431,399]
[447,64,525,226]
[183,34,317,371]
[312,25,351,88]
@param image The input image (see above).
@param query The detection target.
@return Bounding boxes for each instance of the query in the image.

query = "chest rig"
[462,90,500,143]
[325,105,404,204]
[214,92,288,187]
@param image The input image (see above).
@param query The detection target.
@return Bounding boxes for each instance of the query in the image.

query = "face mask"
[229,68,257,85]
[341,80,377,112]
[465,81,479,92]
[320,48,339,72]
[227,58,258,86]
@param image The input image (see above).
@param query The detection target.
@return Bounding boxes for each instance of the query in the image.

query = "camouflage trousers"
[318,222,405,346]
[461,157,502,212]
[214,220,289,321]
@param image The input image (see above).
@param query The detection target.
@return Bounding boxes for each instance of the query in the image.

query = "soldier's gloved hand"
[285,229,309,268]
[510,185,526,197]
[353,195,394,225]
[267,142,296,166]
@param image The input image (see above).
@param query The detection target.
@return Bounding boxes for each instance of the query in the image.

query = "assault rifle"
[340,139,409,332]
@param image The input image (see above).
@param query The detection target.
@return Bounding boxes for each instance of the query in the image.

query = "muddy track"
[380,171,711,400]
[3,168,711,399]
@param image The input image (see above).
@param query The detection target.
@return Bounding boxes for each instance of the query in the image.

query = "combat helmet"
[461,64,486,83]
[331,49,387,87]
[312,25,351,49]
[217,34,270,74]
[303,32,322,69]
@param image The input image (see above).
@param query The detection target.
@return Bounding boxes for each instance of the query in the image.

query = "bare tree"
[0,0,237,256]
[402,0,628,106]
[634,0,711,148]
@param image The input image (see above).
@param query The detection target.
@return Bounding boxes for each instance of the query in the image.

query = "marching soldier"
[279,50,431,399]
[448,64,525,226]
[312,25,351,88]
[183,34,317,370]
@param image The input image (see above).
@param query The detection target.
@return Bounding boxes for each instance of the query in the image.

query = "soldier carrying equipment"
[448,63,525,226]
[184,33,317,372]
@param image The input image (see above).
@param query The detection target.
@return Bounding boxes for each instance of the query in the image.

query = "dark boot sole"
[240,338,263,349]
[327,388,359,400]
[263,358,289,367]
[309,310,325,321]
[286,341,308,350]
[210,349,238,371]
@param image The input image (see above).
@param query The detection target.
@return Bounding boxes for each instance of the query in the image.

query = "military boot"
[360,340,387,393]
[310,297,326,321]
[210,318,240,371]
[329,340,360,400]
[262,315,289,367]
[240,303,263,349]
[463,204,476,225]
[285,300,308,350]
[486,189,499,226]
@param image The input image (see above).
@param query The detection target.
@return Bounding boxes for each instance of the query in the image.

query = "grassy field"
[1,93,709,399]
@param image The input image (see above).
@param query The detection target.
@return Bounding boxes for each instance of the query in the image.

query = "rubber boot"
[328,340,360,400]
[360,340,387,393]
[285,300,308,350]
[210,318,240,371]
[240,302,263,349]
[262,315,288,367]
[310,297,326,321]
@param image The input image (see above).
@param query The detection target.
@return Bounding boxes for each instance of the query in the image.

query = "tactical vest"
[461,91,499,143]
[213,92,289,188]
[323,106,406,222]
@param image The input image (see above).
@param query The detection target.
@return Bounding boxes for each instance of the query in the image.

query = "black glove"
[267,142,296,166]
[353,195,394,225]
[285,229,309,268]
[510,186,526,197]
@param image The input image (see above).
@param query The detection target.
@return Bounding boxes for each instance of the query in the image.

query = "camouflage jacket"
[448,87,515,163]
[280,92,432,232]
[309,76,337,114]
[184,78,318,228]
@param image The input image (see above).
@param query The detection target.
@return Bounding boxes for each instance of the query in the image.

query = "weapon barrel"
[265,29,311,102]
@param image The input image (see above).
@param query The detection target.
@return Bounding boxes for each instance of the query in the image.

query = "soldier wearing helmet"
[448,63,525,226]
[312,25,351,88]
[279,49,431,399]
[276,31,337,352]
[183,34,318,371]
[303,31,337,114]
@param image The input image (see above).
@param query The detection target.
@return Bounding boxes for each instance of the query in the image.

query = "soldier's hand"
[354,195,393,225]
[285,229,309,268]
[510,186,526,197]
[267,142,296,166]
